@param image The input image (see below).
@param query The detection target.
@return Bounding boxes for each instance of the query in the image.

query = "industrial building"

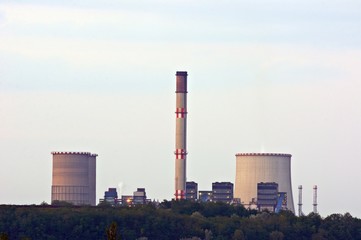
[199,191,213,202]
[257,182,287,212]
[99,188,120,206]
[174,71,188,200]
[212,182,234,204]
[98,187,149,206]
[234,153,294,212]
[133,188,147,205]
[116,188,149,206]
[51,152,97,206]
[189,182,234,203]
[186,181,198,201]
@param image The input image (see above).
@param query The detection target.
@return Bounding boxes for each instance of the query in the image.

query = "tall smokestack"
[174,71,188,200]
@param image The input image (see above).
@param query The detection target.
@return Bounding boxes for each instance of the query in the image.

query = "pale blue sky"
[0,0,361,217]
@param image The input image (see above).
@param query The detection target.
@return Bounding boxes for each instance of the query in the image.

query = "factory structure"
[51,152,97,206]
[49,71,319,215]
[185,181,234,204]
[181,153,296,213]
[99,187,150,206]
[174,72,297,212]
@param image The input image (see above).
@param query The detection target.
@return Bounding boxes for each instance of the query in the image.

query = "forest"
[0,200,360,240]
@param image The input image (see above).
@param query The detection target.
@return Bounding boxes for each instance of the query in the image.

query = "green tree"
[311,229,329,240]
[321,213,360,240]
[51,200,74,207]
[40,201,49,206]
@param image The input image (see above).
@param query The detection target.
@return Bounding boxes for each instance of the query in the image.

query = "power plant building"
[186,181,198,201]
[51,152,97,206]
[257,182,278,212]
[133,188,147,205]
[212,182,234,204]
[99,188,120,206]
[234,153,294,212]
[120,188,149,206]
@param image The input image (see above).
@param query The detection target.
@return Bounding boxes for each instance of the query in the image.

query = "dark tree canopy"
[0,202,360,240]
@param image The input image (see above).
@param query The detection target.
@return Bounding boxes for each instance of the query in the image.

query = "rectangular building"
[186,181,198,201]
[133,188,147,205]
[212,182,234,204]
[257,182,278,212]
[102,188,119,206]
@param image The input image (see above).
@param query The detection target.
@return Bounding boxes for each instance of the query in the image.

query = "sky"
[0,0,361,217]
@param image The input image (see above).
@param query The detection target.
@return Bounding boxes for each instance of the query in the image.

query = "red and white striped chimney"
[174,71,188,200]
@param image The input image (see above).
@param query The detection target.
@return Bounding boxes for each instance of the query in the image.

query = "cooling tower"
[234,153,294,212]
[51,152,97,206]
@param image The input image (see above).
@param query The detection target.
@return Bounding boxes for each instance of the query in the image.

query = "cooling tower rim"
[235,153,292,157]
[51,151,98,157]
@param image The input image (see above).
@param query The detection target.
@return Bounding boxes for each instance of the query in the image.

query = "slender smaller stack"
[313,185,318,213]
[298,185,303,216]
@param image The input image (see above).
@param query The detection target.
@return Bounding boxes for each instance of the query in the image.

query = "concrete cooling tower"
[51,152,97,206]
[234,153,294,212]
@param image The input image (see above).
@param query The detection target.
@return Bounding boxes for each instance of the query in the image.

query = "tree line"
[0,200,360,240]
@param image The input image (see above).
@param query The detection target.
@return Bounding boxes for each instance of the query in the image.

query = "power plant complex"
[49,71,312,214]
[51,152,97,206]
[172,72,297,212]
